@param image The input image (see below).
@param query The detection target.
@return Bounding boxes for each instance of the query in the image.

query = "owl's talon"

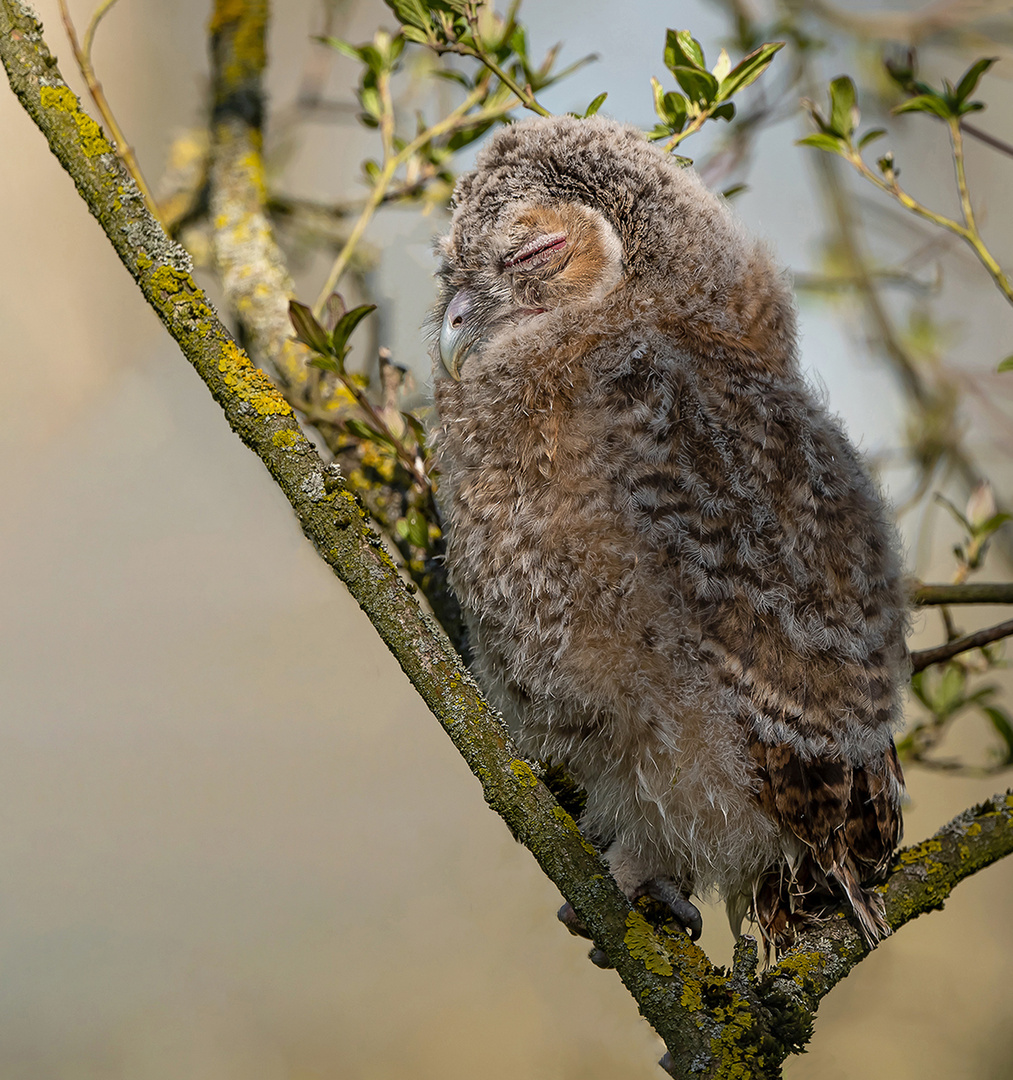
[589,947,612,968]
[558,903,613,967]
[557,901,591,939]
[637,879,703,940]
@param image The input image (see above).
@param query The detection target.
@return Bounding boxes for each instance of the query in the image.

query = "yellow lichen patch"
[217,340,292,416]
[509,760,539,787]
[966,821,982,837]
[680,979,703,1011]
[551,805,598,856]
[272,429,300,450]
[709,995,760,1080]
[39,86,112,157]
[624,910,674,977]
[899,838,943,868]
[772,950,825,991]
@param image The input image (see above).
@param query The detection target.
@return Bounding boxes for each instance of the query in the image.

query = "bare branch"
[910,617,1013,672]
[913,582,1013,605]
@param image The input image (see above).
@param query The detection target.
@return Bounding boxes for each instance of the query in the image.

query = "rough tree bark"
[2,3,1012,1077]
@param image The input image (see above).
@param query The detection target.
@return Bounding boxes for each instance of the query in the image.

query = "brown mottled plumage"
[430,116,907,954]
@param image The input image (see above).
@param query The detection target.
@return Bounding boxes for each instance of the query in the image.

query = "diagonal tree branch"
[3,4,1013,1076]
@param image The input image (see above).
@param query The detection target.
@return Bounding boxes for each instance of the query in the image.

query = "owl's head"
[434,115,795,381]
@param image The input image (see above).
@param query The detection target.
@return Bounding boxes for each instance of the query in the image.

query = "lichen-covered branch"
[207,0,309,397]
[4,5,1013,1077]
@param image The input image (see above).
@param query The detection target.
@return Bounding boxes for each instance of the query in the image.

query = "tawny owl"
[430,115,907,954]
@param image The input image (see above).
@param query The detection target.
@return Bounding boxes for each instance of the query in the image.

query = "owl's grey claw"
[558,903,614,967]
[659,1051,676,1077]
[637,879,703,940]
[589,947,612,968]
[557,901,591,939]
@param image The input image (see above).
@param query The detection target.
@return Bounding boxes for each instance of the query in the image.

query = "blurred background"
[2,0,1012,1077]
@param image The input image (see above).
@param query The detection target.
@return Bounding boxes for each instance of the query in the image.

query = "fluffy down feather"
[431,115,907,953]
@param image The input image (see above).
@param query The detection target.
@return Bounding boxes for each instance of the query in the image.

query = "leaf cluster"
[904,663,1013,772]
[799,54,996,166]
[649,30,783,152]
[384,0,595,111]
[886,54,997,122]
[289,296,431,505]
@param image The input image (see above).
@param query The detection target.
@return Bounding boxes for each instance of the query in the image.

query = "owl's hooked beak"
[439,289,476,381]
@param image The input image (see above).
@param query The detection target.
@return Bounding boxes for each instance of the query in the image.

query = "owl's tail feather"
[751,852,891,960]
[830,862,891,947]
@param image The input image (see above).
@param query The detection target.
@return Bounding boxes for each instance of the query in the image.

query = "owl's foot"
[557,902,614,968]
[634,878,703,940]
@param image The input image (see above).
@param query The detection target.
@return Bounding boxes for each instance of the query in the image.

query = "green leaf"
[858,127,887,149]
[934,663,966,715]
[664,29,705,73]
[308,353,342,376]
[955,57,996,103]
[673,66,719,105]
[401,411,429,449]
[998,354,1013,373]
[829,75,858,137]
[796,133,847,155]
[663,92,688,130]
[346,417,396,449]
[583,91,608,117]
[384,0,431,31]
[401,25,429,44]
[359,44,383,73]
[359,85,382,119]
[717,41,784,100]
[976,512,1012,537]
[332,303,378,358]
[288,301,334,357]
[892,93,954,120]
[320,36,365,63]
[721,182,747,199]
[982,706,1013,762]
[711,101,735,122]
[402,507,430,549]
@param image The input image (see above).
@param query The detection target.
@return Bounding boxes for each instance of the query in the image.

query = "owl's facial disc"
[437,202,624,380]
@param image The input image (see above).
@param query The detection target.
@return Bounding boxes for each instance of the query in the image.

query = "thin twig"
[910,617,1013,672]
[312,80,496,314]
[55,0,162,223]
[962,118,1013,159]
[844,146,1013,306]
